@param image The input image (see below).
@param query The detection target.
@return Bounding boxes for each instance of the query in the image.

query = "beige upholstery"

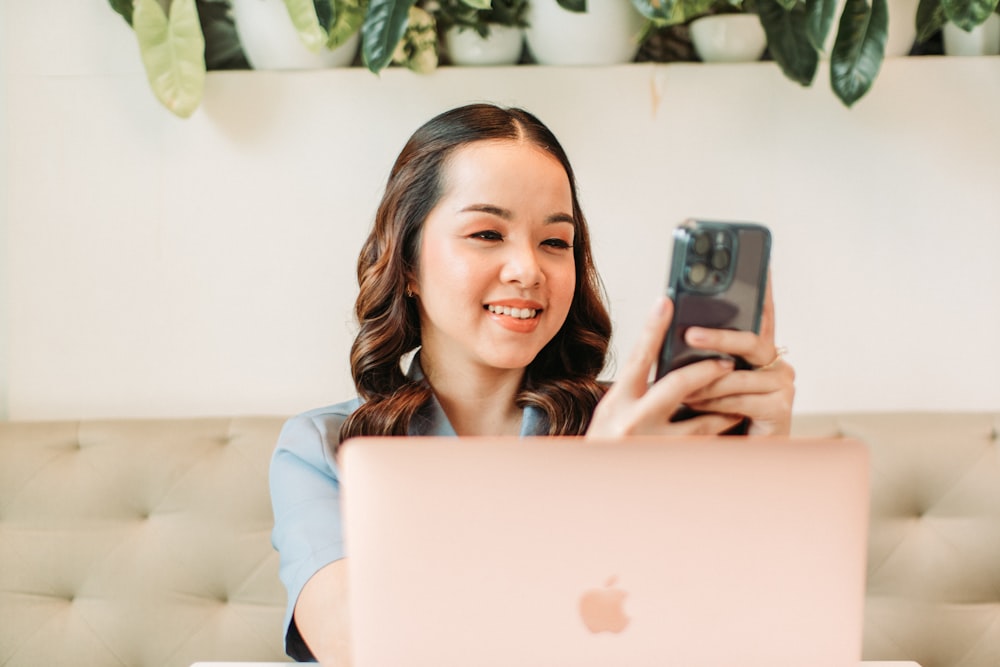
[1,413,998,667]
[0,418,289,666]
[791,413,1000,667]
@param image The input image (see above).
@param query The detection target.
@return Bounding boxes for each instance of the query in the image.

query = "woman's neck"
[419,356,525,437]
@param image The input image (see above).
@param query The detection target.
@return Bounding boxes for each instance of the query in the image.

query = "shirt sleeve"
[269,405,355,661]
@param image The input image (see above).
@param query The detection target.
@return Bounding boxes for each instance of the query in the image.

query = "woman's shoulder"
[293,397,364,424]
[275,397,364,459]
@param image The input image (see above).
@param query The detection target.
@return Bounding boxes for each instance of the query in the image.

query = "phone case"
[655,220,771,380]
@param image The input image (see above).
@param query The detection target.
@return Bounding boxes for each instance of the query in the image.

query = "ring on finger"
[758,345,788,371]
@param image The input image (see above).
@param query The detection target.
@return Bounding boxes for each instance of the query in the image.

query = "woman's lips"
[486,304,538,320]
[484,302,543,333]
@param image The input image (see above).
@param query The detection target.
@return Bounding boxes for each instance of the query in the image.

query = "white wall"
[1,0,10,420]
[3,1,999,420]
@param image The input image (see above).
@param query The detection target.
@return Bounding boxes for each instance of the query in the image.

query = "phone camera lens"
[688,262,708,286]
[693,233,711,256]
[711,248,731,270]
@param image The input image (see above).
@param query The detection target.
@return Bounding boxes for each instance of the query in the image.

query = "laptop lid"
[340,436,870,667]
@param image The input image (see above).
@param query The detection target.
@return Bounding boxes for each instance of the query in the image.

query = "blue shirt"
[269,360,549,660]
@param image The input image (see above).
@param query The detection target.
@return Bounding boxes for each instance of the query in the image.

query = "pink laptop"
[340,436,870,667]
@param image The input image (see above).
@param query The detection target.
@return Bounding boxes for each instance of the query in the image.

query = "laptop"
[339,436,870,667]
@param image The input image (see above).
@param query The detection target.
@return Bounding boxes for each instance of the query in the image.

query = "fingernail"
[686,327,709,343]
[717,358,734,370]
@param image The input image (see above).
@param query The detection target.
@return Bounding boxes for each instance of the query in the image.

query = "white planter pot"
[884,0,920,56]
[689,14,767,63]
[446,25,525,66]
[231,0,359,69]
[525,0,647,65]
[943,13,1000,56]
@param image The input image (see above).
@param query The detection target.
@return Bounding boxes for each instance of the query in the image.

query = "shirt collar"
[405,352,549,437]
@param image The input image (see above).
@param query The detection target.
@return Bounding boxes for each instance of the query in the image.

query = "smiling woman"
[411,139,578,393]
[268,103,796,664]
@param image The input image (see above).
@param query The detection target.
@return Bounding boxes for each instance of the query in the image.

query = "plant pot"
[231,0,359,69]
[942,13,1000,56]
[689,14,767,63]
[524,0,647,65]
[446,25,525,65]
[885,0,920,55]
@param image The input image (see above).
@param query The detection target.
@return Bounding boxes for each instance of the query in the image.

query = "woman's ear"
[404,271,419,298]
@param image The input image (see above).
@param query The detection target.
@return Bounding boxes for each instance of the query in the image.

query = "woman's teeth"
[487,304,537,319]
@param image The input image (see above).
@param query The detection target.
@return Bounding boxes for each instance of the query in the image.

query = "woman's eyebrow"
[459,204,575,226]
[546,213,575,225]
[459,203,511,219]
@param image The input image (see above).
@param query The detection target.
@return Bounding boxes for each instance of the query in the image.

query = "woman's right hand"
[587,297,743,438]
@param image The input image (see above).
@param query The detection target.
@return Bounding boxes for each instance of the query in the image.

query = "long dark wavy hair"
[340,103,612,443]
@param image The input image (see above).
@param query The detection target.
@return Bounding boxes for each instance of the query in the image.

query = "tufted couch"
[1,413,998,667]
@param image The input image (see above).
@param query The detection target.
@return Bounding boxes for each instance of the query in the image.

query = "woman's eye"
[542,238,573,250]
[470,230,503,242]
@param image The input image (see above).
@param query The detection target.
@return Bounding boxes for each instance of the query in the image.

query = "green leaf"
[133,0,206,118]
[315,0,335,30]
[362,0,417,72]
[328,0,367,48]
[758,0,820,85]
[198,0,251,69]
[830,0,887,106]
[557,0,587,12]
[109,0,134,25]
[915,0,946,41]
[805,0,839,50]
[941,0,999,30]
[392,6,438,72]
[631,0,681,22]
[774,0,798,11]
[283,0,329,52]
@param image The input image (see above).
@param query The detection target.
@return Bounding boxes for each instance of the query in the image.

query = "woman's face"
[412,139,577,376]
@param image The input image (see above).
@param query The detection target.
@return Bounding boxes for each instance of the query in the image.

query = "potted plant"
[433,0,529,65]
[627,0,890,106]
[231,0,366,70]
[683,0,769,62]
[262,0,438,72]
[109,0,242,118]
[524,0,649,65]
[110,0,443,117]
[916,0,1000,54]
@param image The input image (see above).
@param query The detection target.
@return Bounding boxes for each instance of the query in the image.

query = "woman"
[270,104,795,664]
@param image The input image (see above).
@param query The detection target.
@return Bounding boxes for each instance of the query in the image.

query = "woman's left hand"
[679,277,796,436]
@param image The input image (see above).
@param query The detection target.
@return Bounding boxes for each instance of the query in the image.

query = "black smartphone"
[655,220,771,432]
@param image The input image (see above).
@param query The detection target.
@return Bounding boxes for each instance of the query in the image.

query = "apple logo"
[579,576,630,634]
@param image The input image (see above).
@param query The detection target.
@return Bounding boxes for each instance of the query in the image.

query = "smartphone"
[655,220,771,432]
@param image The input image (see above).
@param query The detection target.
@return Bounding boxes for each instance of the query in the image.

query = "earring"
[406,287,414,298]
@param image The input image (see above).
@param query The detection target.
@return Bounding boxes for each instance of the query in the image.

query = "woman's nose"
[499,242,543,288]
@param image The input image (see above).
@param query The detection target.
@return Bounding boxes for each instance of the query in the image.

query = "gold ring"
[758,345,788,371]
